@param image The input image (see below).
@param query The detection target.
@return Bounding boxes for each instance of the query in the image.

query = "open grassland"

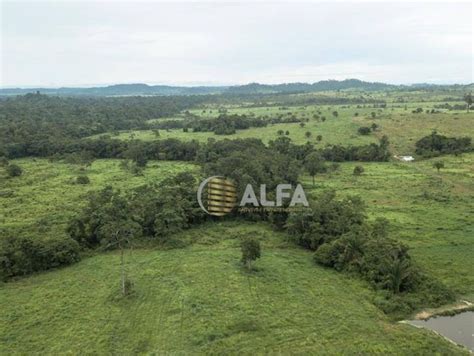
[1,90,473,354]
[0,222,468,355]
[355,112,474,154]
[0,159,198,242]
[301,153,474,299]
[96,102,473,156]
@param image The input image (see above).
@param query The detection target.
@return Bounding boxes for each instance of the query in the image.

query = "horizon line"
[1,79,473,90]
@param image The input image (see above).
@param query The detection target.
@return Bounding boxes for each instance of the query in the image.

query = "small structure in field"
[394,155,415,162]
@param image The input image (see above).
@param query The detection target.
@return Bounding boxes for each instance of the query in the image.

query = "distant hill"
[0,84,226,96]
[1,79,472,96]
[226,79,396,94]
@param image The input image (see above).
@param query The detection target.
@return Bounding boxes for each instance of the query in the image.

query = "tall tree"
[464,92,473,112]
[305,152,326,186]
[100,220,141,296]
[241,237,261,270]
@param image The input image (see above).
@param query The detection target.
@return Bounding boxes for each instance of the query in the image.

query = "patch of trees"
[2,136,201,162]
[433,103,468,111]
[67,173,206,249]
[0,93,208,158]
[0,236,81,280]
[189,114,268,135]
[283,191,454,317]
[415,132,472,157]
[268,136,390,163]
[320,136,391,162]
[202,139,300,201]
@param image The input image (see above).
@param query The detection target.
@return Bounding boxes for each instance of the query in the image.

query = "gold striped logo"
[206,177,237,216]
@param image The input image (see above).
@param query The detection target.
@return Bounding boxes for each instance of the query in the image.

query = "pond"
[408,311,473,352]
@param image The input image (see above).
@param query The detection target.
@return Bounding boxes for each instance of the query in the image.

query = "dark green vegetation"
[240,236,261,270]
[0,86,473,354]
[415,131,472,157]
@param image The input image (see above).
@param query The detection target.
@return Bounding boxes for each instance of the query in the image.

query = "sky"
[1,0,473,87]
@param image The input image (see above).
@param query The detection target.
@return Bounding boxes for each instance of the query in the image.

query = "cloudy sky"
[1,0,472,87]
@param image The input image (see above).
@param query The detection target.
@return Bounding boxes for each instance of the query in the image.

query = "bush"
[76,175,90,184]
[353,165,364,176]
[313,243,338,267]
[357,126,371,135]
[6,164,22,177]
[0,236,81,280]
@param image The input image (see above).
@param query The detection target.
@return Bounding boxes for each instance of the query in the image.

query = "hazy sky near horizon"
[1,1,473,87]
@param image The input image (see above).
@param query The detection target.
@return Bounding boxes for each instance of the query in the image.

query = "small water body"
[408,311,474,351]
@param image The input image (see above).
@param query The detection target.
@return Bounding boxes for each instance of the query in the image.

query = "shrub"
[6,164,22,177]
[313,243,338,267]
[0,236,81,280]
[357,127,371,135]
[76,175,90,184]
[353,165,364,175]
[433,161,444,173]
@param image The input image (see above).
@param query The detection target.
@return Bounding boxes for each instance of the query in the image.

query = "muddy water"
[409,311,473,351]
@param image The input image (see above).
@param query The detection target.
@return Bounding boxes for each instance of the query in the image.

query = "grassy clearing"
[0,159,198,242]
[93,102,473,155]
[0,222,467,355]
[301,153,474,299]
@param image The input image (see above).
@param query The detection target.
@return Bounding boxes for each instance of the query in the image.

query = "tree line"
[0,93,209,158]
[415,131,472,157]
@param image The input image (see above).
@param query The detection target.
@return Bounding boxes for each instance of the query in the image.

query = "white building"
[394,155,415,162]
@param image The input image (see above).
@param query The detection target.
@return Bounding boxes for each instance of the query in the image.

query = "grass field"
[95,102,473,156]
[301,153,474,299]
[0,222,468,354]
[0,159,198,242]
[1,90,473,354]
[0,154,473,353]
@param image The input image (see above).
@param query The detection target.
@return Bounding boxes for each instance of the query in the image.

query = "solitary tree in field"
[100,220,141,296]
[299,122,305,128]
[464,92,473,112]
[316,135,323,142]
[241,237,261,271]
[305,152,326,186]
[433,161,444,173]
[277,129,284,136]
[305,131,312,139]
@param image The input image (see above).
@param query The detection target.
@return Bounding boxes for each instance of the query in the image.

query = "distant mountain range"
[1,79,472,96]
